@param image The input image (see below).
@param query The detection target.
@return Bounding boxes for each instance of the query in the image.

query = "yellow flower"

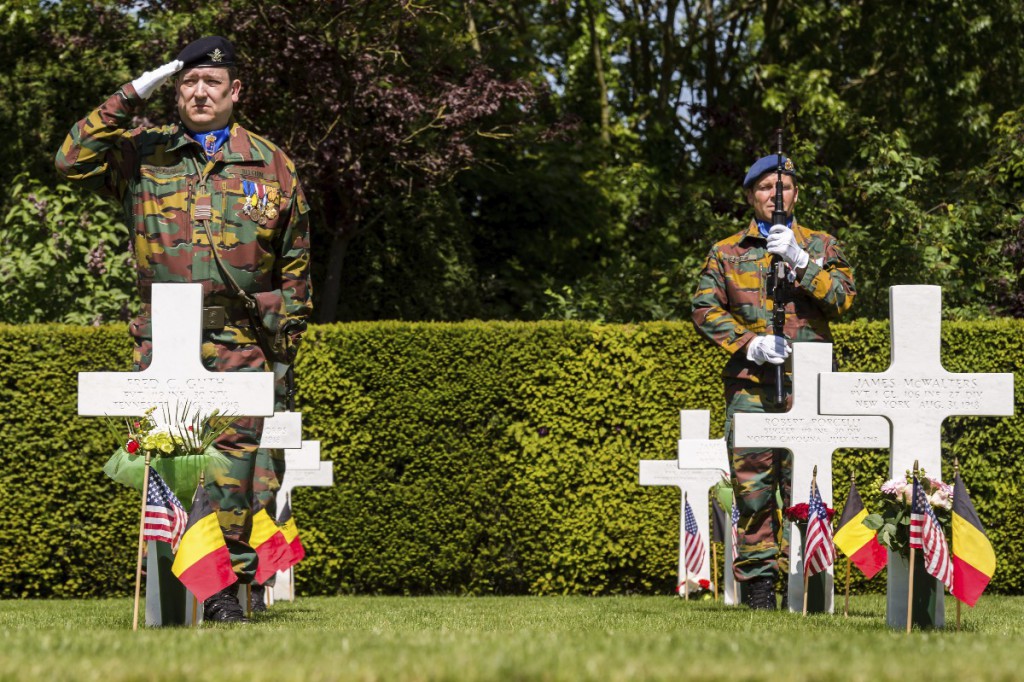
[142,430,174,453]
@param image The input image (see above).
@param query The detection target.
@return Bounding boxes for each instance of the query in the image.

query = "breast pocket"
[139,162,189,221]
[212,175,282,289]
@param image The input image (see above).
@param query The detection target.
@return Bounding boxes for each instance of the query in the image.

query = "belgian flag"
[250,507,289,584]
[277,501,306,570]
[951,472,996,606]
[833,479,887,579]
[171,486,237,602]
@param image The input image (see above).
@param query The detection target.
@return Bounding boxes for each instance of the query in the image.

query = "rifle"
[769,129,788,405]
[285,363,297,411]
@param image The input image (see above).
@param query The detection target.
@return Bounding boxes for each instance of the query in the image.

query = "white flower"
[881,477,906,495]
[928,489,952,510]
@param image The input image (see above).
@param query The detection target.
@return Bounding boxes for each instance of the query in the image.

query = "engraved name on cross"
[78,283,274,422]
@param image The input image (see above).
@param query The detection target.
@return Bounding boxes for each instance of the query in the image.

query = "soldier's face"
[176,67,241,132]
[746,175,798,223]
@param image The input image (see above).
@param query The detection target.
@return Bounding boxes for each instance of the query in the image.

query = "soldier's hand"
[766,224,809,270]
[130,60,184,100]
[746,335,791,366]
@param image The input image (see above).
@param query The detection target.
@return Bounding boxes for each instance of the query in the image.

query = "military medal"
[254,183,268,222]
[241,180,256,218]
[265,187,280,220]
[239,179,279,223]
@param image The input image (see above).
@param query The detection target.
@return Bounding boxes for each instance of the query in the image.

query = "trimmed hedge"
[0,319,1021,598]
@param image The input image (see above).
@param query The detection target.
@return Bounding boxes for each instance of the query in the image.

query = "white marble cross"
[734,342,890,612]
[818,285,1015,628]
[78,283,274,423]
[639,410,737,604]
[270,442,334,602]
[819,285,1014,478]
[80,283,274,627]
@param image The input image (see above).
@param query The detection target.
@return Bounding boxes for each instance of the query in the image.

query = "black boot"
[743,576,777,610]
[204,585,250,623]
[250,583,267,613]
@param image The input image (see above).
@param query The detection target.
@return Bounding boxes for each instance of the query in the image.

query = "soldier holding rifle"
[690,144,855,609]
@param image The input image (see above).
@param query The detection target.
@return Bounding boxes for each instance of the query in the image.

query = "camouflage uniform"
[56,82,312,583]
[691,220,854,581]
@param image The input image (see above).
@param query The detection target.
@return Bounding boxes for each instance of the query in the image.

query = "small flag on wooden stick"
[803,470,835,578]
[683,496,705,575]
[951,470,995,606]
[142,468,187,552]
[909,472,953,590]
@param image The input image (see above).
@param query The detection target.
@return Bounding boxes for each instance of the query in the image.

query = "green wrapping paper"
[102,446,229,509]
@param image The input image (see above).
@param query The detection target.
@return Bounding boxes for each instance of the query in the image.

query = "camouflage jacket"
[55,83,312,354]
[691,220,855,384]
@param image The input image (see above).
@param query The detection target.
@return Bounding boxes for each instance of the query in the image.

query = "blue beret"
[176,36,236,70]
[742,154,796,189]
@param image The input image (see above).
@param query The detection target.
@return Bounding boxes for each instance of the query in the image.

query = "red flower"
[187,425,194,432]
[126,440,140,454]
[784,502,836,522]
[784,503,810,521]
[678,579,712,595]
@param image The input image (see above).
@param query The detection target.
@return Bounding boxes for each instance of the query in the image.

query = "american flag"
[683,498,705,574]
[142,469,188,553]
[803,478,835,577]
[910,474,953,590]
[730,498,740,563]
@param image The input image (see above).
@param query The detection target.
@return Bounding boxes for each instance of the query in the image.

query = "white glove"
[766,224,809,270]
[130,60,183,100]
[746,335,791,366]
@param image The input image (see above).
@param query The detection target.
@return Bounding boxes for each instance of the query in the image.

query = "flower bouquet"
[102,404,233,504]
[862,470,952,557]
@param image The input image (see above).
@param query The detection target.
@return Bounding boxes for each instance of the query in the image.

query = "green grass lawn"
[1,594,1021,681]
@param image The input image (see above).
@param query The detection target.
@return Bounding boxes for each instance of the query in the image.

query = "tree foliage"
[1,0,1023,324]
[0,175,134,324]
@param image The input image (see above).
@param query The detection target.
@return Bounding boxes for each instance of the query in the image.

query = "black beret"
[176,36,236,70]
[743,154,796,189]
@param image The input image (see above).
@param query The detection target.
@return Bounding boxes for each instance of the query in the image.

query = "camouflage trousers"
[135,338,282,584]
[724,378,793,582]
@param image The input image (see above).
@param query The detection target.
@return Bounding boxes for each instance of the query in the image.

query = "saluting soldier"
[56,36,312,622]
[690,154,855,609]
